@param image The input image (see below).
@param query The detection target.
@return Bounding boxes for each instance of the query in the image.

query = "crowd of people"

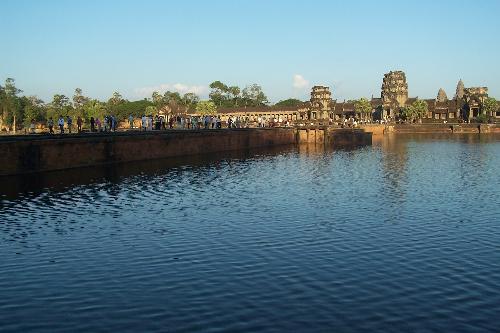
[43,115,119,134]
[36,113,293,135]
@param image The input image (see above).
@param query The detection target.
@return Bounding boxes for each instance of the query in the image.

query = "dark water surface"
[1,134,500,332]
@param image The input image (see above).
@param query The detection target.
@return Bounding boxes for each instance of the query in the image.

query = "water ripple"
[1,135,500,332]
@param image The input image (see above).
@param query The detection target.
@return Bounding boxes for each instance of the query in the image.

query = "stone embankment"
[0,128,372,175]
[386,123,500,134]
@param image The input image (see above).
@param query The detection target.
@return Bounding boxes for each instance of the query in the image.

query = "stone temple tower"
[381,71,408,108]
[309,86,332,119]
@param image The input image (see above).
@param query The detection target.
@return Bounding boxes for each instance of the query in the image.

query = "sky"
[1,0,500,103]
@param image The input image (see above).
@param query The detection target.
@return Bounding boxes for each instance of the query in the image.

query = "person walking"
[67,115,73,134]
[141,115,147,131]
[96,118,101,132]
[47,117,54,134]
[77,116,83,133]
[90,117,95,132]
[58,115,64,134]
[128,115,134,129]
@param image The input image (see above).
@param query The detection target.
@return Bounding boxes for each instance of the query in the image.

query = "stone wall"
[0,129,296,176]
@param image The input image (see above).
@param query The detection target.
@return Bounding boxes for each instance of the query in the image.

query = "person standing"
[58,115,65,134]
[67,115,73,134]
[47,117,54,134]
[96,118,101,132]
[90,117,95,132]
[77,116,83,133]
[128,114,134,129]
[141,115,147,131]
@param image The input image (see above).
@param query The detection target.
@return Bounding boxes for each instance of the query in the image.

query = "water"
[1,134,500,332]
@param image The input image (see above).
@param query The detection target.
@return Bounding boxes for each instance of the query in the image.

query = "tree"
[195,101,217,115]
[163,91,182,112]
[242,84,268,107]
[354,98,372,120]
[182,93,199,111]
[403,99,428,122]
[209,81,229,107]
[48,94,71,120]
[23,96,45,125]
[152,91,163,107]
[482,97,497,117]
[84,99,106,120]
[73,88,89,109]
[145,105,157,115]
[108,91,124,106]
[274,98,303,107]
[1,78,22,127]
[228,86,241,106]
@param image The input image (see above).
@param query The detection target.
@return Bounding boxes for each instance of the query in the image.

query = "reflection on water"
[1,134,500,332]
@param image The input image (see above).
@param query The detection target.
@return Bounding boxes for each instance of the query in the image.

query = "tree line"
[0,78,308,130]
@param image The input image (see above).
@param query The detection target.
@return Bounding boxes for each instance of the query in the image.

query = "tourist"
[211,116,216,129]
[141,115,147,131]
[29,119,35,134]
[128,114,134,129]
[47,117,54,134]
[148,115,153,131]
[111,115,117,132]
[77,116,83,133]
[95,117,101,132]
[204,115,209,129]
[58,115,64,134]
[90,117,95,132]
[160,116,165,130]
[186,116,191,129]
[168,116,174,129]
[67,115,73,133]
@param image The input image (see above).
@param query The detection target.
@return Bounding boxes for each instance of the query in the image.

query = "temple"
[208,71,500,124]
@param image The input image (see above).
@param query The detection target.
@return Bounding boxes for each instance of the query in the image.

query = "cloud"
[134,83,208,98]
[293,74,309,89]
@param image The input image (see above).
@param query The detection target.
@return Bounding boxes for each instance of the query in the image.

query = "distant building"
[202,71,499,124]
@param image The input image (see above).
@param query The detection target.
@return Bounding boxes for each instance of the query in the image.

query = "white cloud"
[134,83,208,98]
[293,74,309,89]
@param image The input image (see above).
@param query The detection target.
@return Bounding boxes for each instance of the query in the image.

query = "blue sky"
[1,0,500,103]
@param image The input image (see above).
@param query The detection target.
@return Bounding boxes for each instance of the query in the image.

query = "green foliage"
[354,98,372,115]
[22,96,45,125]
[274,98,303,107]
[73,88,89,109]
[108,91,124,106]
[195,101,217,115]
[109,99,154,120]
[0,78,23,127]
[482,97,497,115]
[400,99,428,122]
[242,84,268,107]
[475,114,489,123]
[84,99,106,120]
[145,105,157,115]
[208,81,268,108]
[181,93,199,111]
[410,99,428,120]
[209,81,229,107]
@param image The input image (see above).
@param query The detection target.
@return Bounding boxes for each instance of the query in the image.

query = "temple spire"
[455,79,464,100]
[437,88,448,102]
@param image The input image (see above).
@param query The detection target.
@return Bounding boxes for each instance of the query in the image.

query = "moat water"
[1,133,500,332]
